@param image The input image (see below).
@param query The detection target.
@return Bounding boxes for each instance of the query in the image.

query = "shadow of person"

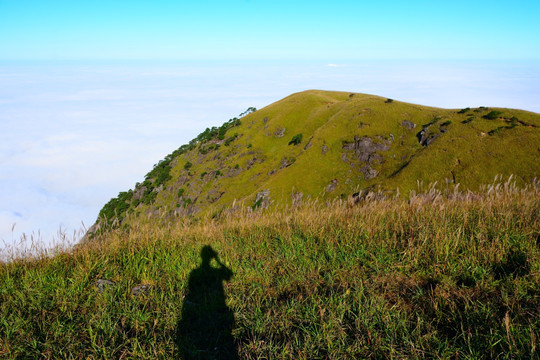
[176,245,238,359]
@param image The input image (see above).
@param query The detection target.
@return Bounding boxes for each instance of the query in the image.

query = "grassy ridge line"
[100,89,540,234]
[1,180,539,358]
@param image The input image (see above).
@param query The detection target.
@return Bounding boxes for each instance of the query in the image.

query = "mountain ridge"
[91,89,540,234]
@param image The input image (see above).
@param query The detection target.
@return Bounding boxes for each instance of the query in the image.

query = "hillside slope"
[94,90,540,230]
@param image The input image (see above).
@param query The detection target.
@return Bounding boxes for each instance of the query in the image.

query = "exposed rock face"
[226,167,242,177]
[133,186,147,201]
[401,120,417,129]
[342,136,391,164]
[303,137,313,150]
[321,144,329,154]
[341,136,392,180]
[326,179,338,192]
[279,157,295,169]
[360,165,379,180]
[207,189,225,203]
[274,127,286,137]
[417,126,442,146]
[82,222,101,242]
[246,156,258,169]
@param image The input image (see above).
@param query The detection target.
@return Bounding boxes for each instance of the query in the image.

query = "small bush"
[182,198,192,208]
[458,107,470,114]
[224,133,238,146]
[177,188,185,197]
[483,111,503,120]
[385,98,393,103]
[509,117,519,128]
[184,161,193,170]
[462,117,474,124]
[200,172,207,179]
[288,133,303,146]
[441,120,452,126]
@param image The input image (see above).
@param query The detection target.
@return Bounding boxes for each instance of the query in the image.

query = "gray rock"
[360,165,379,180]
[342,136,390,164]
[274,127,286,137]
[96,279,116,292]
[132,284,152,296]
[401,120,417,129]
[303,137,313,150]
[246,156,259,169]
[417,127,442,146]
[321,144,329,154]
[326,179,338,193]
[279,157,295,169]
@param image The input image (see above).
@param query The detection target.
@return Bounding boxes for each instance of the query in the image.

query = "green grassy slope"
[94,90,540,231]
[1,184,538,358]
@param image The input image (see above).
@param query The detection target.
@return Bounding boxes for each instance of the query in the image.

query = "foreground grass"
[1,180,539,359]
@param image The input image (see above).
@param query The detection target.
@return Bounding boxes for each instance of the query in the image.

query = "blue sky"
[1,0,539,60]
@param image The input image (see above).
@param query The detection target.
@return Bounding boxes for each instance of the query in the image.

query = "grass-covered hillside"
[92,90,540,232]
[0,180,538,358]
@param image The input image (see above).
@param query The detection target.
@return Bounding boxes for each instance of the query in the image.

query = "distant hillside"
[91,90,540,232]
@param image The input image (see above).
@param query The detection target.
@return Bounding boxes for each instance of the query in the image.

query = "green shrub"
[457,107,470,114]
[98,190,134,225]
[441,120,452,126]
[288,133,303,146]
[200,172,207,179]
[177,188,185,197]
[385,98,393,103]
[462,117,474,124]
[483,111,503,120]
[224,133,238,146]
[510,117,519,127]
[184,161,193,170]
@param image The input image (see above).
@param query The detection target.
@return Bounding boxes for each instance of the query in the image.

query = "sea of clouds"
[1,60,539,256]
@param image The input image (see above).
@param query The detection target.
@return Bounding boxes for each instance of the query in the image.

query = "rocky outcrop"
[326,179,338,193]
[303,137,313,150]
[321,144,329,154]
[96,279,116,292]
[341,136,392,180]
[417,126,442,146]
[207,189,225,204]
[279,157,295,169]
[401,120,417,129]
[274,127,286,137]
[360,165,378,180]
[342,136,391,163]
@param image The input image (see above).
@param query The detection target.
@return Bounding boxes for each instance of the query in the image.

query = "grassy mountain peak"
[93,90,540,232]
